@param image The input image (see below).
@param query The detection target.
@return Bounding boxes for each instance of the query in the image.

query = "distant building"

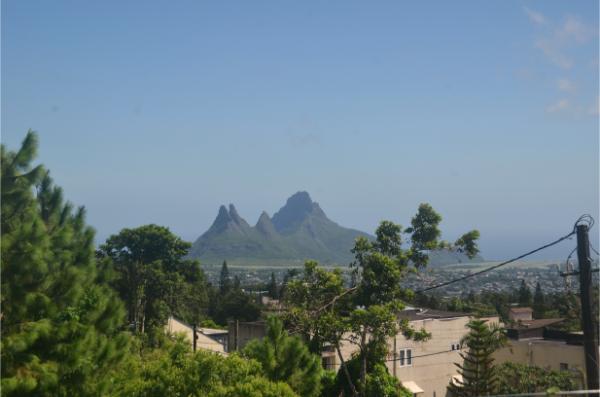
[165,316,228,355]
[494,318,587,388]
[508,307,533,321]
[229,309,500,397]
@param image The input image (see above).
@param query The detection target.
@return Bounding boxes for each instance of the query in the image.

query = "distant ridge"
[188,192,483,266]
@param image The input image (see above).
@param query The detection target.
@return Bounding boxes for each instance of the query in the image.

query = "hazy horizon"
[2,1,598,261]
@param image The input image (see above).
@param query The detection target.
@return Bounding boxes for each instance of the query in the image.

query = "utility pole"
[576,224,599,392]
[192,324,197,352]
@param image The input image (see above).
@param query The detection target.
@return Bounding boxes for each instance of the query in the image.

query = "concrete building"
[229,309,499,397]
[165,316,228,355]
[508,307,533,322]
[494,318,587,388]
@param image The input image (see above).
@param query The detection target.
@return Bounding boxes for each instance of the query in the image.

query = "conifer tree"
[532,282,545,319]
[518,279,532,307]
[448,319,506,397]
[243,316,323,397]
[268,272,279,299]
[219,261,231,294]
[1,131,129,396]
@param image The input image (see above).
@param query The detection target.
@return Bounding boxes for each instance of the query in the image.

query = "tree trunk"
[360,330,367,396]
[335,342,358,397]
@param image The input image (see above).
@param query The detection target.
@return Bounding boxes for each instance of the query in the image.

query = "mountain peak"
[255,211,278,238]
[272,191,327,233]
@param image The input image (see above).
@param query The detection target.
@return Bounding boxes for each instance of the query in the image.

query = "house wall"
[165,317,226,354]
[330,316,499,397]
[493,339,586,388]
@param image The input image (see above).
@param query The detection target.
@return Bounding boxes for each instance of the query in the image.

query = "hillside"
[188,192,483,266]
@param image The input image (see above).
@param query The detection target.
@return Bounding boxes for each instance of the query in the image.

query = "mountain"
[188,192,484,266]
[188,192,370,265]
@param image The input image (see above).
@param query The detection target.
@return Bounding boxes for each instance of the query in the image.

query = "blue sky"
[2,0,598,260]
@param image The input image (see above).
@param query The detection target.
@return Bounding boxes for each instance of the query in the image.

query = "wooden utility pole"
[192,324,197,352]
[576,224,599,392]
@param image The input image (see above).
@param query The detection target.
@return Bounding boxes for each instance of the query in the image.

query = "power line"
[385,347,461,362]
[415,229,576,294]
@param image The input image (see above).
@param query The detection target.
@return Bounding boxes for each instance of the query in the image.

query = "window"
[560,363,568,371]
[398,348,412,367]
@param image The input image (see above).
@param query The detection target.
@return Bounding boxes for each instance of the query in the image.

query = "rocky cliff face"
[188,191,484,266]
[188,191,370,265]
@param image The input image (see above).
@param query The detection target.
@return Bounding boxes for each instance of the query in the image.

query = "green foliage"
[208,282,262,326]
[113,336,297,397]
[98,224,208,336]
[1,131,130,396]
[331,346,411,397]
[533,282,546,319]
[219,261,231,294]
[448,319,506,397]
[518,279,532,307]
[495,362,577,394]
[243,317,323,397]
[267,272,279,299]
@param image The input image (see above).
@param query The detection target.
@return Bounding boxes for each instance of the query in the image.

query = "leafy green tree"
[495,362,577,394]
[219,261,231,294]
[330,341,411,397]
[243,317,323,397]
[518,279,532,307]
[1,131,129,396]
[448,319,506,397]
[532,282,545,319]
[98,225,208,335]
[114,335,297,397]
[286,204,479,396]
[210,287,262,325]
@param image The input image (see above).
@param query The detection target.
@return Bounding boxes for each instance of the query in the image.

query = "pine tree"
[243,316,323,397]
[267,272,279,299]
[448,319,506,397]
[518,279,532,307]
[532,282,545,319]
[1,131,129,396]
[219,261,231,294]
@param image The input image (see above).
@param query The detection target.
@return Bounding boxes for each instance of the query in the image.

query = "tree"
[219,261,231,294]
[98,225,208,335]
[286,204,480,396]
[243,316,323,397]
[114,335,297,397]
[495,362,577,394]
[1,131,129,396]
[267,272,279,299]
[518,280,532,307]
[532,282,546,319]
[448,319,506,397]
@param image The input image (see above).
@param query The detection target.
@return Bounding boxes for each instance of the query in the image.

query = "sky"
[2,0,599,261]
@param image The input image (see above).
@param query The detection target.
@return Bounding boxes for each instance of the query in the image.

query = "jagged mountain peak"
[255,211,278,238]
[189,192,372,264]
[228,204,249,227]
[272,191,327,233]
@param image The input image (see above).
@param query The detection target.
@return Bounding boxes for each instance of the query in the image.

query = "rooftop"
[398,309,470,321]
[508,318,564,330]
[508,307,533,313]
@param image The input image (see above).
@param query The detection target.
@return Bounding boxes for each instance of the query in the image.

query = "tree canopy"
[1,131,130,396]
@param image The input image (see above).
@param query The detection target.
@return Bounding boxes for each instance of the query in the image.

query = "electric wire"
[414,215,595,294]
[415,230,576,293]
